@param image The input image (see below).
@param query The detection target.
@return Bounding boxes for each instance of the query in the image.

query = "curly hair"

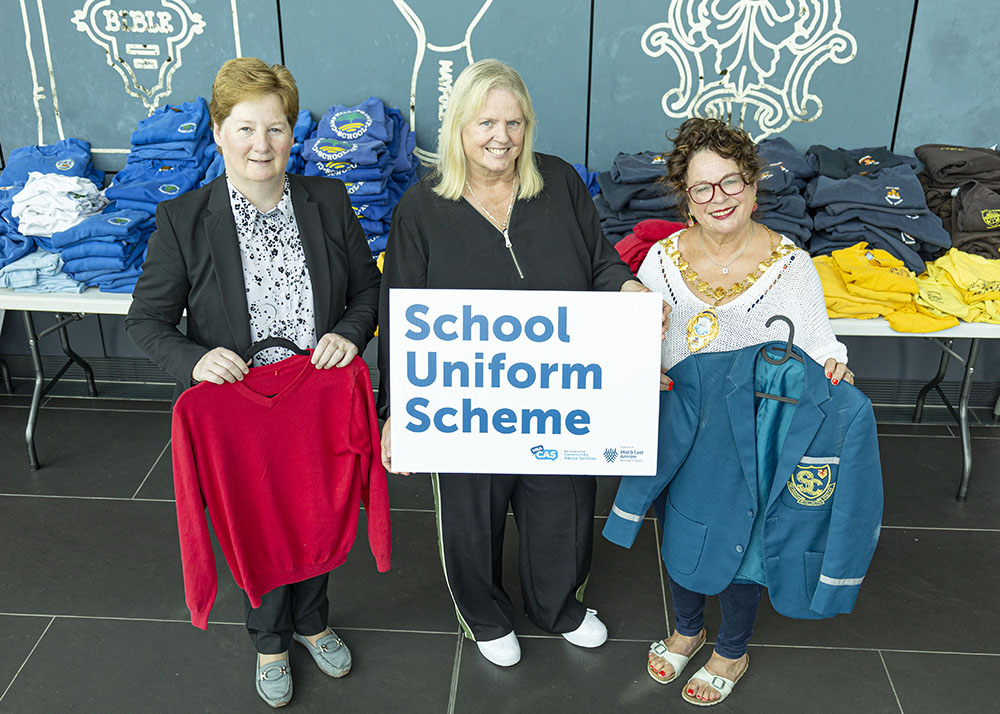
[662,117,761,201]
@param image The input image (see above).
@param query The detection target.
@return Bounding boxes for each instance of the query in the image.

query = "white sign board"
[389,289,661,475]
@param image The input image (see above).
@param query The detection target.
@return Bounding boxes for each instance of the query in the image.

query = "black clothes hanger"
[754,314,802,404]
[240,303,309,364]
[760,315,804,365]
[241,336,309,364]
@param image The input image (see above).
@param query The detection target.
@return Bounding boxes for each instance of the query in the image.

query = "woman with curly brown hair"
[632,117,851,706]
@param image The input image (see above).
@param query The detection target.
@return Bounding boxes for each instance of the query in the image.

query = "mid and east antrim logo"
[982,209,1000,229]
[530,445,558,461]
[55,159,75,170]
[177,121,197,133]
[158,183,180,195]
[331,110,373,140]
[884,187,902,206]
[108,216,132,225]
[603,448,618,463]
[313,139,356,160]
[787,464,835,506]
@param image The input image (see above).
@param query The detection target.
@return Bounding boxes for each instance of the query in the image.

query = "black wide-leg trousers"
[432,472,596,642]
[242,572,330,654]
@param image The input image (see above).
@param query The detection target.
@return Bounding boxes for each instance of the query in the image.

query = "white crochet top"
[638,229,848,370]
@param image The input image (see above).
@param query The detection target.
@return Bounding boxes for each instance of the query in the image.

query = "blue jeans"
[668,573,762,659]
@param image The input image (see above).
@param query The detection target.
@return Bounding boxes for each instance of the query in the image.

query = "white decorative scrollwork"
[71,0,206,115]
[641,0,857,140]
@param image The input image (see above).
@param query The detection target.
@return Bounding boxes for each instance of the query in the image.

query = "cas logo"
[107,216,132,226]
[313,139,356,160]
[884,187,902,206]
[331,110,373,140]
[55,159,75,170]
[158,183,180,195]
[530,445,558,461]
[177,122,198,134]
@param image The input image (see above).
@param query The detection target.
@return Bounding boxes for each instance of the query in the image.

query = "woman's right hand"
[191,347,249,384]
[380,417,411,475]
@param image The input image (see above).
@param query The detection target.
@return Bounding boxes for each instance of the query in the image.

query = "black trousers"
[432,472,596,642]
[243,572,330,654]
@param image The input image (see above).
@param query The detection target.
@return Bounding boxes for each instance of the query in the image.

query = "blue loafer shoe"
[255,654,292,708]
[293,631,352,678]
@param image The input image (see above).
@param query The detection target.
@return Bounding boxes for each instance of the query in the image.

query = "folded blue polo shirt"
[0,138,104,187]
[48,209,153,249]
[106,162,201,211]
[0,221,36,269]
[131,98,210,146]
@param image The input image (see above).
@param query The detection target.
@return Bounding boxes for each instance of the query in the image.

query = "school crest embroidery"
[981,209,1000,229]
[787,464,836,506]
[884,187,902,206]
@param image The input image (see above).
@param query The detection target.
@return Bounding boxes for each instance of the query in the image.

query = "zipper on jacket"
[502,228,526,279]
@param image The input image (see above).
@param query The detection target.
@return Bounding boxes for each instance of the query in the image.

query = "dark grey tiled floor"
[1,395,998,713]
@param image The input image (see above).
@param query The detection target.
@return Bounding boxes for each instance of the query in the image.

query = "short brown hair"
[209,57,298,129]
[663,117,760,201]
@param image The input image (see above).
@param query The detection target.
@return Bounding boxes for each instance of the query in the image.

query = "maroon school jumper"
[171,353,391,629]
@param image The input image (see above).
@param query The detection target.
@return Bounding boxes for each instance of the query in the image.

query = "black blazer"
[125,174,381,397]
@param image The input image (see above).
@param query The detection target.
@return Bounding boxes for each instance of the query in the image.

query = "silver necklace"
[465,178,517,233]
[699,222,754,275]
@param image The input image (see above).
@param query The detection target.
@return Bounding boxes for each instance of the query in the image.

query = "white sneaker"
[476,631,521,667]
[561,608,608,648]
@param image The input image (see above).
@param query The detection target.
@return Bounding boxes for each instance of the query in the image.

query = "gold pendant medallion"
[686,308,720,352]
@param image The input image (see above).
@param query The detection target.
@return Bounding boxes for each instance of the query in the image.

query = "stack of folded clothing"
[806,163,951,273]
[754,138,815,247]
[813,242,957,332]
[0,137,104,188]
[915,248,1000,323]
[302,97,418,255]
[594,151,681,244]
[107,98,213,214]
[11,172,107,238]
[44,208,156,293]
[0,248,84,293]
[916,144,1000,259]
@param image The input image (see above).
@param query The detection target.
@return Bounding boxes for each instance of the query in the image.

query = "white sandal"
[680,655,749,706]
[647,630,706,684]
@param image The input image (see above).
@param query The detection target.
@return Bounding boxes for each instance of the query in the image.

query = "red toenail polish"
[688,689,694,695]
[832,379,839,385]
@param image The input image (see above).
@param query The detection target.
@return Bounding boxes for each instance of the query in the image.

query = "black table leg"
[955,339,981,502]
[913,340,951,423]
[22,312,44,471]
[0,357,12,394]
[54,313,97,397]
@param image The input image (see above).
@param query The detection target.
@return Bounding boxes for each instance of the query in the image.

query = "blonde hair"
[209,57,299,130]
[433,59,544,200]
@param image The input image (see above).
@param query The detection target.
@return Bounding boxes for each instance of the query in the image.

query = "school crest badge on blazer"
[787,463,836,506]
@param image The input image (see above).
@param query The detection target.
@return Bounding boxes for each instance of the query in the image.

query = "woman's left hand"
[312,332,358,369]
[621,279,671,339]
[824,358,854,385]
